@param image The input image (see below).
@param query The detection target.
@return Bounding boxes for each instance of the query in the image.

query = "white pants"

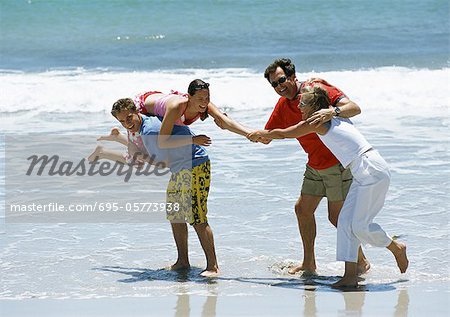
[336,150,392,262]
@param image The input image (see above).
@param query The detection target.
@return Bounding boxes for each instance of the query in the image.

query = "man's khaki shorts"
[301,163,352,202]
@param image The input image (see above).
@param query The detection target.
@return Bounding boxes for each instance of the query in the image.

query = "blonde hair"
[300,85,331,112]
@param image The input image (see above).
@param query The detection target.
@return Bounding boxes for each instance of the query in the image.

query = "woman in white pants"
[248,84,408,288]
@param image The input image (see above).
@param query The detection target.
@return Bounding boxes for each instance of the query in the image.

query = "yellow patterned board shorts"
[166,161,210,225]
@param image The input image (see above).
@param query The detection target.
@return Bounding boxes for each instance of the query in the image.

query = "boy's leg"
[193,222,219,276]
[170,222,190,270]
[167,170,191,270]
[190,161,218,276]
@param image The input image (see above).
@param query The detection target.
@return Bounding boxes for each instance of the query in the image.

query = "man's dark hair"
[264,58,296,82]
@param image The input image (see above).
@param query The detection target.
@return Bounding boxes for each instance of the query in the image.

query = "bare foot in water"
[87,145,104,162]
[288,263,317,275]
[97,127,121,142]
[200,268,220,278]
[170,261,190,271]
[332,276,359,289]
[357,259,371,276]
[388,241,409,273]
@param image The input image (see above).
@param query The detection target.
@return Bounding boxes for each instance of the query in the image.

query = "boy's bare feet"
[200,267,219,277]
[288,263,316,275]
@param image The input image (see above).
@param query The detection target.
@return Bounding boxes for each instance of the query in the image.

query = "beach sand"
[1,282,448,317]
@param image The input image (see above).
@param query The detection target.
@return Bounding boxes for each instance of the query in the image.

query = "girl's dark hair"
[188,79,210,121]
[264,58,296,82]
[300,85,330,111]
[188,79,210,96]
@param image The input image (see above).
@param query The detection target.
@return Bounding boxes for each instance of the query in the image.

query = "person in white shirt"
[248,85,408,288]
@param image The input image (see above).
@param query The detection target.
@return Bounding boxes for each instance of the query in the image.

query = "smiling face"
[115,109,141,133]
[268,67,298,100]
[188,89,210,113]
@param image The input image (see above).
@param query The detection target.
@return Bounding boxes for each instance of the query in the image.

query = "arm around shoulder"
[336,98,361,118]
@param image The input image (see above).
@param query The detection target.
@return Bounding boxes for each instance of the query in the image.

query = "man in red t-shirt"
[262,58,370,274]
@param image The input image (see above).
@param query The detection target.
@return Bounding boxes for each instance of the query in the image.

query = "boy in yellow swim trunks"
[111,98,219,277]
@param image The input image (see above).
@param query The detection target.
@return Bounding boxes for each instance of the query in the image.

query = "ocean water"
[0,0,448,71]
[0,0,449,314]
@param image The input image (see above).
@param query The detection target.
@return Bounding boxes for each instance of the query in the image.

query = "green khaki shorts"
[301,163,352,202]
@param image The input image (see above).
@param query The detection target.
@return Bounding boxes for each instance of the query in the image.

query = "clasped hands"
[246,130,270,143]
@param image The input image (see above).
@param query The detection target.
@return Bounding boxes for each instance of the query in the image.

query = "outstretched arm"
[158,98,211,149]
[248,121,317,141]
[207,102,252,136]
[307,97,361,127]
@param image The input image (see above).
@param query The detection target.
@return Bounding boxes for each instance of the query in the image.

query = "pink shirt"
[153,91,201,126]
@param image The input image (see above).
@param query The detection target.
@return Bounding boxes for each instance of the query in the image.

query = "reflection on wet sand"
[94,266,410,316]
[302,286,409,317]
[174,285,218,317]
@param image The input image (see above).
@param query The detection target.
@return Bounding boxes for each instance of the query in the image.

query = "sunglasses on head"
[299,100,308,108]
[299,92,317,108]
[270,76,287,88]
[193,83,210,91]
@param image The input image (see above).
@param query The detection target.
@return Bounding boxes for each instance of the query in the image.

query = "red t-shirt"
[265,79,346,170]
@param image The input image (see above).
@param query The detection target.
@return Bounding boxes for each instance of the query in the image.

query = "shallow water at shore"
[1,67,449,317]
